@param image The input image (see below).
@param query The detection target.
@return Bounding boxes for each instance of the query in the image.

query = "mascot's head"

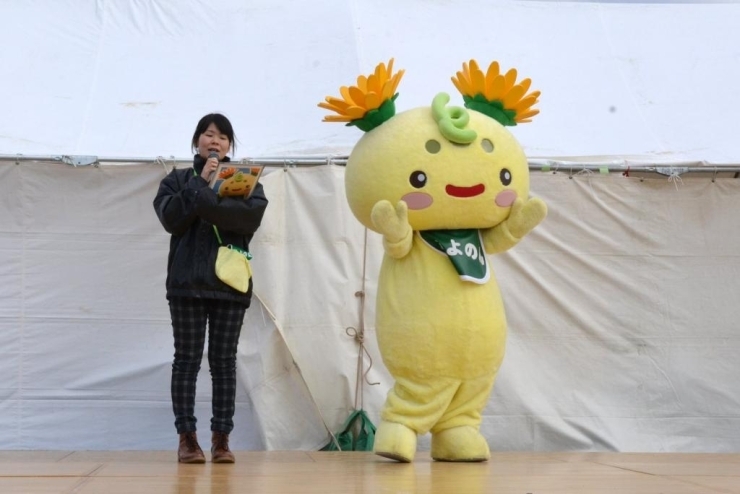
[319,59,540,232]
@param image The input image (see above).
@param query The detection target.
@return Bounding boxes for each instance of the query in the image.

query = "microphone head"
[208,151,219,160]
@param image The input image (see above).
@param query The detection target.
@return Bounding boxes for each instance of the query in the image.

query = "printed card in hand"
[209,163,264,198]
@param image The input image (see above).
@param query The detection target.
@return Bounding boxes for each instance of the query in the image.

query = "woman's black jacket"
[153,155,268,306]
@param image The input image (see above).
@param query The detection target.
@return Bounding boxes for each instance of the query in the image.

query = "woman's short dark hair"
[191,113,236,154]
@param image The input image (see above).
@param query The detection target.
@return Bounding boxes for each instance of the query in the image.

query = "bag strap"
[193,168,224,245]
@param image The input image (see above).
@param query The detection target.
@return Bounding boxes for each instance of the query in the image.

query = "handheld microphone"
[205,152,219,181]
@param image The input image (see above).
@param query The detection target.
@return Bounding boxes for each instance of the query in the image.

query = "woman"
[153,113,268,463]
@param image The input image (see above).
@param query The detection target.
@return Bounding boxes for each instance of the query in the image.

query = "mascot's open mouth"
[445,183,485,198]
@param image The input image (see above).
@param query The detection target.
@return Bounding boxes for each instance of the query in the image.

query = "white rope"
[572,166,601,200]
[251,291,341,450]
[667,167,684,190]
[154,156,170,175]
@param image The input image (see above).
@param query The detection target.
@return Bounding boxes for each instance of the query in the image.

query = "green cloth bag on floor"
[321,409,376,451]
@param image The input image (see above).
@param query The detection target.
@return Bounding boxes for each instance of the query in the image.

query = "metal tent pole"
[2,154,740,176]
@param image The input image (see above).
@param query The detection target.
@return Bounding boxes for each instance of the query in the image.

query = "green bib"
[419,229,490,284]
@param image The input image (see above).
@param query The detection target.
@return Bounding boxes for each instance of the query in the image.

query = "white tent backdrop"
[1,162,738,452]
[1,0,740,452]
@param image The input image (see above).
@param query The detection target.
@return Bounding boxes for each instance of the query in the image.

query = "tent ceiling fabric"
[0,1,738,162]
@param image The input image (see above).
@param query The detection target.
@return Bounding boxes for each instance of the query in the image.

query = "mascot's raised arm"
[319,59,547,463]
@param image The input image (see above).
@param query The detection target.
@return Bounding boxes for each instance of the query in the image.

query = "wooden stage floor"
[1,450,738,493]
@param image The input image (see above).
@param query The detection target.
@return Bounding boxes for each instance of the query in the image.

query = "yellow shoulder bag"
[194,167,253,293]
[213,225,253,293]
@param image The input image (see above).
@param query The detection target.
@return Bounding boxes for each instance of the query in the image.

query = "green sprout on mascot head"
[319,59,547,463]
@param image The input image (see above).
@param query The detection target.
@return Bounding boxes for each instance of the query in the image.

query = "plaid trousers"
[169,297,246,434]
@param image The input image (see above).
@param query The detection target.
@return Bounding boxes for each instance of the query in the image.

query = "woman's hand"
[201,156,219,181]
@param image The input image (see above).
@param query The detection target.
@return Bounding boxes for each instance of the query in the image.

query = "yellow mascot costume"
[319,59,547,462]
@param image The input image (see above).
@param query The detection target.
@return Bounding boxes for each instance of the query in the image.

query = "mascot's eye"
[425,139,441,154]
[409,171,428,188]
[500,168,512,186]
[481,138,494,153]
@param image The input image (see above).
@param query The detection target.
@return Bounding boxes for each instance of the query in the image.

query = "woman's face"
[197,123,231,160]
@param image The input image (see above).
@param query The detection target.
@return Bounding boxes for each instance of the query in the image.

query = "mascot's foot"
[431,426,490,462]
[373,421,417,463]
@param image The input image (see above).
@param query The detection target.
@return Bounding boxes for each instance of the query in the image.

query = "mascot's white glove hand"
[371,200,412,244]
[506,197,548,239]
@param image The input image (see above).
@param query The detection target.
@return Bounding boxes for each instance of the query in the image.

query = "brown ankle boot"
[178,432,206,463]
[211,431,235,463]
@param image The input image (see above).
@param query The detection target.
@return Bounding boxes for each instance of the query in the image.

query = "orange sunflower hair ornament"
[451,60,540,126]
[218,167,238,179]
[318,59,405,132]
